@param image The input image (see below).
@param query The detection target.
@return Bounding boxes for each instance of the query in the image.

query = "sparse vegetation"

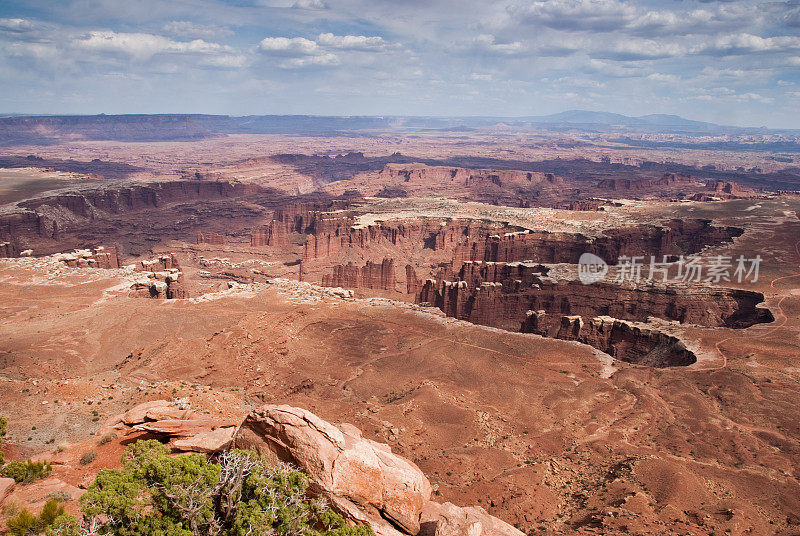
[5,499,66,536]
[0,415,6,466]
[97,432,116,446]
[79,450,97,466]
[0,459,52,484]
[49,440,372,536]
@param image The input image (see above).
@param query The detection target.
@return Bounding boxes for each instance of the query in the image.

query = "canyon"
[1,121,800,536]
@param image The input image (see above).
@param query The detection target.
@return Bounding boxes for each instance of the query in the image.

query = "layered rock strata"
[322,259,397,291]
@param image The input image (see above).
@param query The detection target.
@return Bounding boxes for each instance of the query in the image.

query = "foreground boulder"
[434,503,523,536]
[234,405,432,535]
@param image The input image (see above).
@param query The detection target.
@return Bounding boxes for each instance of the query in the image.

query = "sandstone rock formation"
[130,253,189,299]
[433,503,523,536]
[234,405,523,536]
[235,404,431,535]
[550,315,697,367]
[0,180,274,256]
[420,261,771,330]
[196,231,226,245]
[56,246,120,269]
[0,242,16,258]
[322,259,397,291]
[418,260,772,366]
[109,400,235,453]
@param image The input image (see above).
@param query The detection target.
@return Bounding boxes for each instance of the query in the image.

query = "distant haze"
[1,0,799,129]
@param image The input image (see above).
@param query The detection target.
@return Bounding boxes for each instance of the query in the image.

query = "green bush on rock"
[51,440,373,536]
[1,460,52,484]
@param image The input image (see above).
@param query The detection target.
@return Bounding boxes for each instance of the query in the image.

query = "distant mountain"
[520,110,725,132]
[0,111,793,145]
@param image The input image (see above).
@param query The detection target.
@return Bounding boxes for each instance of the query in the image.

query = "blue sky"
[1,0,799,128]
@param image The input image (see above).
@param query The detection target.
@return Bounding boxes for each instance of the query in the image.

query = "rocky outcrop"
[56,246,120,269]
[419,261,772,331]
[551,315,697,367]
[322,259,397,291]
[597,173,695,192]
[433,503,523,536]
[406,265,422,295]
[235,405,432,535]
[252,200,351,248]
[130,254,188,299]
[0,180,279,256]
[379,164,562,190]
[108,400,235,453]
[418,259,772,366]
[0,242,16,258]
[301,213,741,269]
[456,220,743,265]
[136,253,180,272]
[0,478,14,504]
[196,231,225,245]
[234,405,521,536]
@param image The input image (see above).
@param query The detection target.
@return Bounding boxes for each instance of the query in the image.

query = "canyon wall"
[0,180,284,256]
[321,259,397,291]
[416,260,772,366]
[196,231,226,246]
[551,315,697,367]
[419,262,772,330]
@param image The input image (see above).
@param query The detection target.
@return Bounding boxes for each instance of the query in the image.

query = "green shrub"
[0,415,6,466]
[79,451,97,466]
[6,499,66,536]
[0,459,52,484]
[78,439,373,536]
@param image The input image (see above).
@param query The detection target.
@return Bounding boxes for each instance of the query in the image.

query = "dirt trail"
[711,240,800,370]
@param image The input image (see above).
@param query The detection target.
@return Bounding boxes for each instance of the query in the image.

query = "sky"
[0,0,799,128]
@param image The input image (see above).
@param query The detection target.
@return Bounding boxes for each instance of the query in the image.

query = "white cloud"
[507,0,755,36]
[74,31,236,59]
[693,33,800,55]
[646,73,680,83]
[162,21,233,40]
[281,53,340,68]
[471,34,529,56]
[591,39,684,60]
[317,33,389,51]
[469,73,493,81]
[257,36,320,56]
[0,18,36,33]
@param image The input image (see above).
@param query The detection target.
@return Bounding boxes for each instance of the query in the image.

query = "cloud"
[469,73,493,81]
[506,0,754,36]
[280,53,340,68]
[255,32,396,68]
[509,0,635,32]
[0,18,36,33]
[316,33,389,51]
[692,33,800,55]
[257,36,320,56]
[591,40,684,61]
[292,0,328,9]
[162,21,233,40]
[470,34,529,56]
[75,31,233,58]
[646,73,680,83]
[781,2,800,27]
